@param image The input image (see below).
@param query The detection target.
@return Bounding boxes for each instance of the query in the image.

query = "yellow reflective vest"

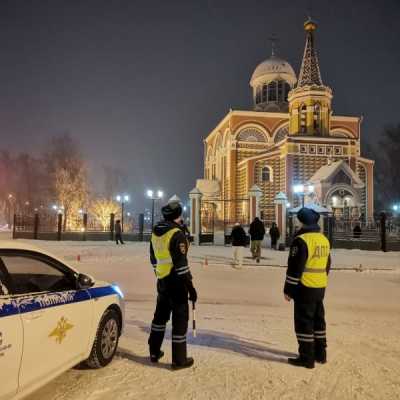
[298,232,330,288]
[151,228,181,279]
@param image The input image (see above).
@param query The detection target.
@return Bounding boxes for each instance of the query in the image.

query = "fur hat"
[161,202,183,221]
[297,207,320,226]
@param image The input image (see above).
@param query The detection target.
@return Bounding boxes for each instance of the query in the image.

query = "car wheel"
[85,308,120,369]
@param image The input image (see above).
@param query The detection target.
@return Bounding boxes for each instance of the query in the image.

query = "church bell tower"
[288,19,333,136]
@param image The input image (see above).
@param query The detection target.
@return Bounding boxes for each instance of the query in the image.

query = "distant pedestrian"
[231,223,247,268]
[353,224,362,239]
[249,217,265,263]
[115,220,124,244]
[269,223,280,249]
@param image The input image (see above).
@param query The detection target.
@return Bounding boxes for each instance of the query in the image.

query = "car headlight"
[112,284,124,299]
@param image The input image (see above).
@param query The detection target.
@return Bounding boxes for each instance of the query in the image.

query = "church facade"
[197,18,374,224]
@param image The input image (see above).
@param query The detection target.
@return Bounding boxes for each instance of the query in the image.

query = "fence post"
[57,213,62,241]
[327,216,334,247]
[189,187,202,246]
[33,213,39,240]
[380,212,387,252]
[110,213,115,241]
[83,213,88,241]
[138,213,144,241]
[274,192,288,249]
[12,214,16,239]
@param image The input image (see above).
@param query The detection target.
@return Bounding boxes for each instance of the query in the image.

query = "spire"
[297,18,323,87]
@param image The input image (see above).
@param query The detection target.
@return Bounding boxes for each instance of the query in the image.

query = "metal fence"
[12,212,152,242]
[286,213,400,252]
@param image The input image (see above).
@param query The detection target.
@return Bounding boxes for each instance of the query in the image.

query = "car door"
[1,250,94,394]
[0,259,23,400]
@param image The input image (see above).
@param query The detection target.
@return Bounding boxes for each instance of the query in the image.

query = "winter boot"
[150,350,164,363]
[315,349,327,364]
[171,357,194,370]
[288,356,315,369]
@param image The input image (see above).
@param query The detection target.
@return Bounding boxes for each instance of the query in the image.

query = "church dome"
[250,54,297,112]
[250,55,297,87]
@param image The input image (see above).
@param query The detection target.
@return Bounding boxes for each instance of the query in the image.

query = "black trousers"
[148,291,189,365]
[294,300,327,362]
[115,233,124,244]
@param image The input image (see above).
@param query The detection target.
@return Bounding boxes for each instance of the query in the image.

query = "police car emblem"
[49,317,74,344]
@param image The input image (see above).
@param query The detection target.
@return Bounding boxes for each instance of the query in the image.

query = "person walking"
[269,222,280,250]
[283,207,331,369]
[115,220,124,244]
[249,217,265,263]
[230,222,247,268]
[148,201,197,370]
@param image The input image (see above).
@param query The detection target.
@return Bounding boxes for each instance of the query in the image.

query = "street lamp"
[116,194,130,232]
[293,184,314,207]
[146,189,163,228]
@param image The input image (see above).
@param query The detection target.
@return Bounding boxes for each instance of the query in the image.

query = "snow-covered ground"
[6,238,400,400]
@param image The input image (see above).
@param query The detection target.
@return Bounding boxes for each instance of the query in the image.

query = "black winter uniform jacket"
[150,221,194,303]
[284,225,331,303]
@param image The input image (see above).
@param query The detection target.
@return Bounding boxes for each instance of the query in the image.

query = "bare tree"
[55,162,89,230]
[370,124,400,210]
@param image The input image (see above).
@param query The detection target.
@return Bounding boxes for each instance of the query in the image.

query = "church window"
[317,146,325,155]
[274,125,289,143]
[237,128,267,142]
[277,81,284,102]
[300,104,307,133]
[309,145,316,154]
[261,166,272,182]
[268,81,277,101]
[313,103,321,133]
[284,83,291,101]
[300,145,307,154]
[262,84,268,102]
[326,146,333,155]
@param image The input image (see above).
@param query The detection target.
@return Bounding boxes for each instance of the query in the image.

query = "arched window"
[262,84,268,102]
[261,167,271,182]
[313,103,321,133]
[277,81,284,102]
[284,83,291,101]
[256,86,261,104]
[268,81,277,101]
[300,104,307,133]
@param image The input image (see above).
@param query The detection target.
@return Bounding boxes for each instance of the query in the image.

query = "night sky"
[0,0,399,211]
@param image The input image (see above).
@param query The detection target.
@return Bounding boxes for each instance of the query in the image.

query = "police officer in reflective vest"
[284,207,331,369]
[148,201,197,370]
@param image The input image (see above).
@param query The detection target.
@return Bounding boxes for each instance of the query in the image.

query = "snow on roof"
[309,160,364,187]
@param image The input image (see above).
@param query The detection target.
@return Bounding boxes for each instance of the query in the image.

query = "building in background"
[197,18,374,224]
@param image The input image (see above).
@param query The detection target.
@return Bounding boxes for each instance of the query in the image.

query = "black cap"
[161,202,183,221]
[297,207,320,226]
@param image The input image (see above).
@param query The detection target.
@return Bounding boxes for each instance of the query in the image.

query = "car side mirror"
[77,273,94,289]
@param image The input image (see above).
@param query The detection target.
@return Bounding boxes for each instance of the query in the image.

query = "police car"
[0,241,125,400]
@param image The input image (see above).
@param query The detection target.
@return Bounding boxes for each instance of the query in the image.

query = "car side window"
[0,259,10,296]
[1,255,76,295]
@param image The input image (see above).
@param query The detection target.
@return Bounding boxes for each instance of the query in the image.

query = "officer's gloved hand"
[188,285,197,303]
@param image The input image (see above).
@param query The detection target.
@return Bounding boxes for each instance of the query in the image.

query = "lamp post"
[116,194,130,232]
[7,194,14,229]
[146,189,163,228]
[293,184,314,207]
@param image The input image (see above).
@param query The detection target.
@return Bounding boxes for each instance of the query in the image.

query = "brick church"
[196,18,374,224]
